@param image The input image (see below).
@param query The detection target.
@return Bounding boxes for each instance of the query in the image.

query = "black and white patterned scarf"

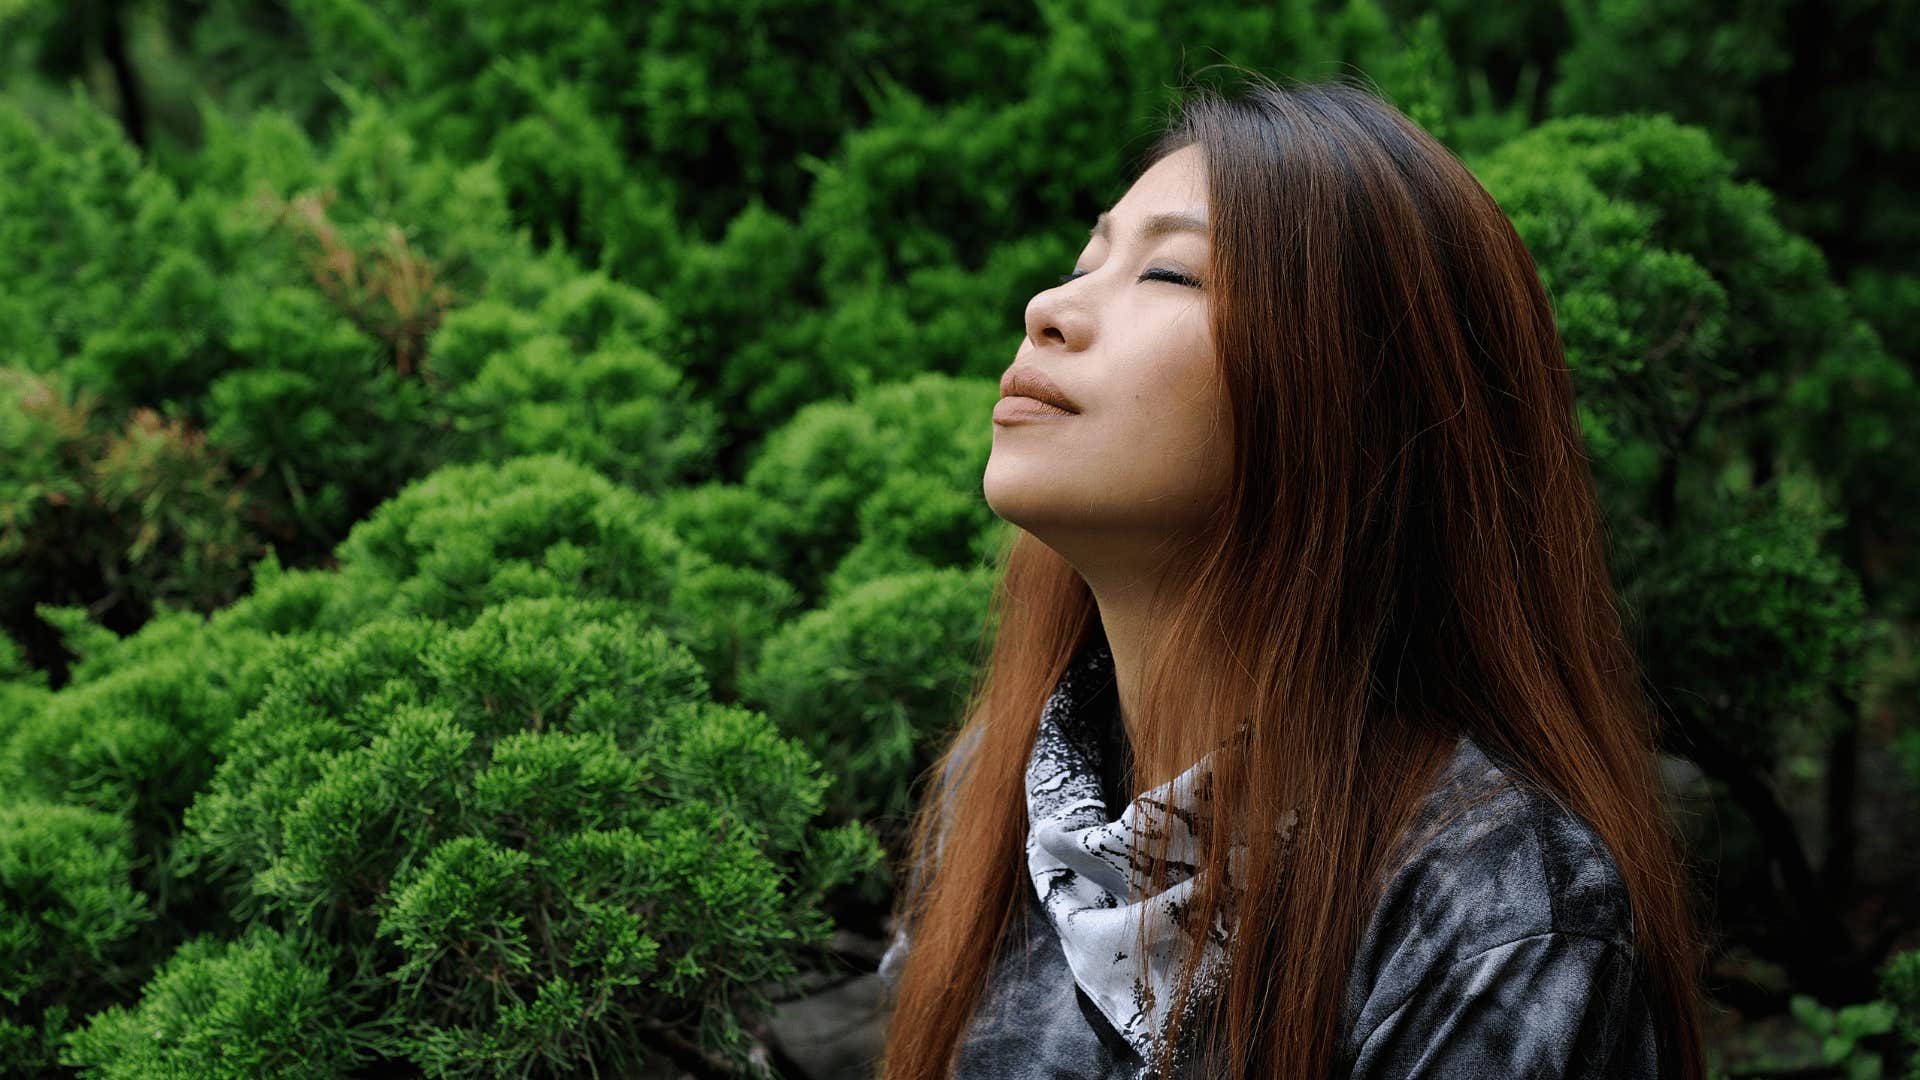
[1025,633,1297,1071]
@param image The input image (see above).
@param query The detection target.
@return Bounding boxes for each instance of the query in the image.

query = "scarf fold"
[1024,633,1297,1070]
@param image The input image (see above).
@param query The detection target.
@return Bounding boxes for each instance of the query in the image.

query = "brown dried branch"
[257,188,456,378]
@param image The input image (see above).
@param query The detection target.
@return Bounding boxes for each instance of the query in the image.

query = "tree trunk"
[1659,697,1870,1000]
[98,0,148,152]
[1821,684,1858,909]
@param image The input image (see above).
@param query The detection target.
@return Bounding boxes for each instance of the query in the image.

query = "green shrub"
[322,453,693,627]
[741,372,1001,602]
[1883,949,1920,1080]
[1469,113,1895,772]
[424,270,720,494]
[1470,113,1913,537]
[153,595,880,1076]
[0,368,264,641]
[666,560,805,706]
[0,631,49,733]
[825,470,1011,601]
[221,453,796,703]
[442,334,720,491]
[742,566,997,833]
[1625,493,1868,757]
[5,449,833,1068]
[0,604,284,901]
[0,801,151,1076]
[1548,0,1920,360]
[0,96,213,378]
[60,926,379,1079]
[653,481,803,581]
[1,90,726,663]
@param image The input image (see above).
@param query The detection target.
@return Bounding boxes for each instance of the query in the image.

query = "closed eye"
[1055,267,1203,289]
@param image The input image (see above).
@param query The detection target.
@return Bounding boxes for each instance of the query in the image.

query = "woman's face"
[984,142,1231,553]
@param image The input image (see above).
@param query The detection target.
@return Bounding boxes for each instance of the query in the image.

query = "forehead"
[1093,144,1209,244]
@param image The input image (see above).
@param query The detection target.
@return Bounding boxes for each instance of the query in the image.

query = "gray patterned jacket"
[882,728,1662,1079]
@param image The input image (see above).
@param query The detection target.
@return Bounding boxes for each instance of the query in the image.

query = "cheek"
[1104,355,1228,487]
[1124,341,1224,444]
[1143,312,1218,402]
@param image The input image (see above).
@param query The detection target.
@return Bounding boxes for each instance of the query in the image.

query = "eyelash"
[1055,267,1202,289]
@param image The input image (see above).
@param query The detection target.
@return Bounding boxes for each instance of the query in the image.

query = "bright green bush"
[742,566,998,833]
[0,96,216,379]
[653,481,804,582]
[0,90,724,669]
[741,372,1003,603]
[327,454,688,617]
[1628,493,1868,745]
[0,631,49,732]
[667,560,807,707]
[428,275,720,492]
[0,801,151,1077]
[1471,112,1920,576]
[133,595,882,1077]
[0,603,283,899]
[1475,114,1813,470]
[228,452,798,705]
[60,925,380,1079]
[825,470,1012,602]
[444,333,719,489]
[0,445,934,1072]
[192,94,722,513]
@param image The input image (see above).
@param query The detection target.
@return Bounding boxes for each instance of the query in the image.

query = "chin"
[983,482,1082,541]
[981,464,1046,527]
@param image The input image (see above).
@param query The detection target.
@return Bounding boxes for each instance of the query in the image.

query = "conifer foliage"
[2,0,1917,1074]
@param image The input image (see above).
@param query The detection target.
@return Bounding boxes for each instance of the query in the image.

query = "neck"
[1020,521,1211,785]
[1084,573,1186,769]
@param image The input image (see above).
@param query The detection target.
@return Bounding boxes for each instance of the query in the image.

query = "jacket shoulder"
[1339,736,1637,1043]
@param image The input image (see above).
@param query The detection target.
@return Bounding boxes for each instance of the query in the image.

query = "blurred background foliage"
[0,0,1915,1076]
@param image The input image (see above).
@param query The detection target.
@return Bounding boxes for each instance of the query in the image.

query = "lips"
[999,363,1079,414]
[993,396,1076,423]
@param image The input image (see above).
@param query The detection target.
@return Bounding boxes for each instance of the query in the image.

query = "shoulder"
[1339,734,1638,1047]
[1371,733,1634,951]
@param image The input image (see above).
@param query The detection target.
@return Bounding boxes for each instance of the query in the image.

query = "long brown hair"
[881,71,1707,1080]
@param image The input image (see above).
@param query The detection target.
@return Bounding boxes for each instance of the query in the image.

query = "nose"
[1023,278,1087,353]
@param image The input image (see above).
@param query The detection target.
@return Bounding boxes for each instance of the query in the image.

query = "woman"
[877,72,1708,1080]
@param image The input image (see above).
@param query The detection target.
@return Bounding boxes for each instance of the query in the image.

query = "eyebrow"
[1090,209,1209,245]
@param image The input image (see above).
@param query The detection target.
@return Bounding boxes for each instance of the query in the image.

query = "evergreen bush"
[740,372,1002,604]
[743,567,998,836]
[0,801,151,1077]
[3,2,1916,1073]
[62,595,883,1077]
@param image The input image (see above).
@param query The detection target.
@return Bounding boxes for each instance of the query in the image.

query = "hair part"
[882,68,1707,1080]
